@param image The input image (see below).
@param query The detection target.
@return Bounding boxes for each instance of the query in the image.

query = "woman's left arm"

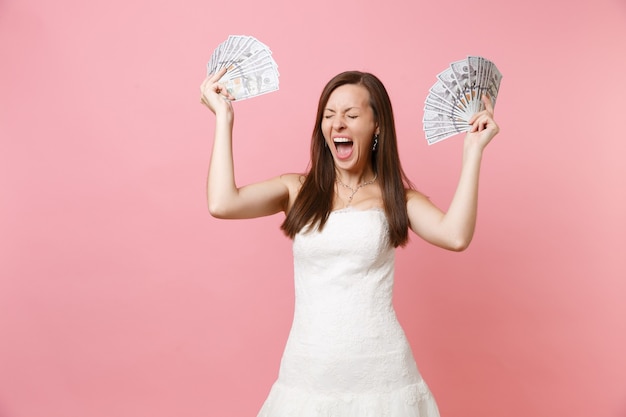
[407,95,500,251]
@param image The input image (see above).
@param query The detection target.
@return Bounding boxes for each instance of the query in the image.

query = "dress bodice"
[288,208,403,357]
[293,207,393,283]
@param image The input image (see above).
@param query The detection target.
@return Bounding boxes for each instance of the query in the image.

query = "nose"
[332,116,346,131]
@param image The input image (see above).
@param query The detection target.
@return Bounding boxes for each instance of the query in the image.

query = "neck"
[335,170,376,188]
[335,170,378,205]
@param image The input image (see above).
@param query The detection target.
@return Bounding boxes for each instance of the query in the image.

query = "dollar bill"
[206,35,280,101]
[423,56,502,145]
[222,67,279,101]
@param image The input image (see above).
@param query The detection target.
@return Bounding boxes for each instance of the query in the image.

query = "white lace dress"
[257,208,440,417]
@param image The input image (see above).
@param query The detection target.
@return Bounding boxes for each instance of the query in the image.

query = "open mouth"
[334,138,353,158]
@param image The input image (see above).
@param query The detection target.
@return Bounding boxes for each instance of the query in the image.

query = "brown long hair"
[281,71,413,247]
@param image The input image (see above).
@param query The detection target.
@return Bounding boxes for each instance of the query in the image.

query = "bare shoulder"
[405,187,441,217]
[280,172,305,184]
[405,188,431,205]
[280,173,305,191]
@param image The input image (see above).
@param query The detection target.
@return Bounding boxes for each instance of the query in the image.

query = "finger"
[469,118,480,132]
[200,77,209,93]
[216,84,235,101]
[469,114,489,132]
[209,67,228,82]
[200,76,215,94]
[201,67,228,93]
[200,80,226,100]
[468,110,483,125]
[482,94,494,114]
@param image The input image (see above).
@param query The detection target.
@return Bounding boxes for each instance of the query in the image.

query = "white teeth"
[334,137,352,143]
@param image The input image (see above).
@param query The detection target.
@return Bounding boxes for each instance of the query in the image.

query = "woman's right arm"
[201,70,293,219]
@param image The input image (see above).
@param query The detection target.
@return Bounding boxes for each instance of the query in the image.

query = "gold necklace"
[336,173,378,204]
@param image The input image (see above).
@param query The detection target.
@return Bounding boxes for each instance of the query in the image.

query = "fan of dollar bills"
[206,35,280,101]
[423,56,502,145]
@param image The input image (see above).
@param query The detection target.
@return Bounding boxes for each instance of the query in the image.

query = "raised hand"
[200,67,235,118]
[465,94,500,150]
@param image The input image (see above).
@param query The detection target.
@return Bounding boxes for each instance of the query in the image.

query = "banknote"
[222,69,279,100]
[422,56,502,144]
[206,35,279,101]
[423,109,469,130]
[436,67,469,110]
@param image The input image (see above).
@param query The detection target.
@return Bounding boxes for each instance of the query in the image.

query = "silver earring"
[372,134,379,151]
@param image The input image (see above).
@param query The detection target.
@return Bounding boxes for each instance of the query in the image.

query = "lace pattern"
[257,208,440,417]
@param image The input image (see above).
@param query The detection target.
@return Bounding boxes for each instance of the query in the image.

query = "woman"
[201,69,499,416]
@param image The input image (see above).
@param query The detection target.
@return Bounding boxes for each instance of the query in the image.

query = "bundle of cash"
[207,35,280,101]
[423,56,502,145]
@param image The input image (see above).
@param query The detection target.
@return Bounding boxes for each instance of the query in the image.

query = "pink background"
[1,0,625,416]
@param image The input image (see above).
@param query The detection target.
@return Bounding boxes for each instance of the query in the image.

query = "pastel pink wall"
[1,0,624,416]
